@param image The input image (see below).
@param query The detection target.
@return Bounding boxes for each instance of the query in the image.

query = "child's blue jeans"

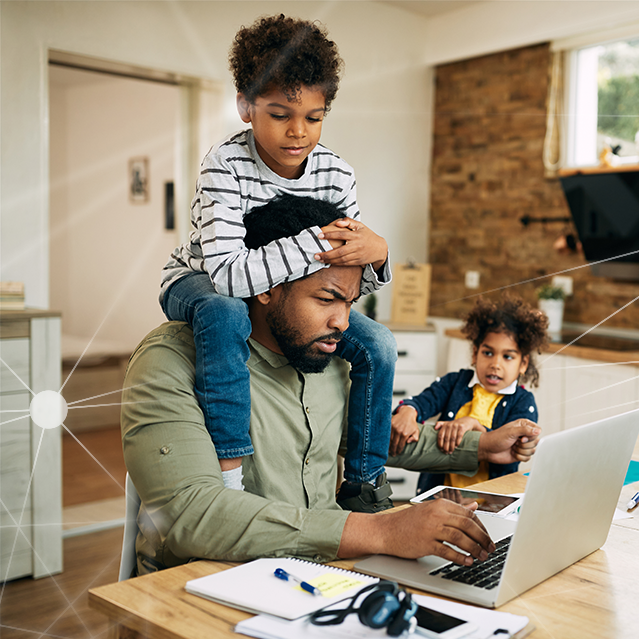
[161,272,396,483]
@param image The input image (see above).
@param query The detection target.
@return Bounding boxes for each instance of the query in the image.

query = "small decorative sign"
[391,262,431,325]
[129,157,149,203]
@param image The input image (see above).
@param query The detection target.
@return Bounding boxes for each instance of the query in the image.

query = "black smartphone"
[413,604,477,639]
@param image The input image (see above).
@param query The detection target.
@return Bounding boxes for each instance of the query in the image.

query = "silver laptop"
[355,409,639,608]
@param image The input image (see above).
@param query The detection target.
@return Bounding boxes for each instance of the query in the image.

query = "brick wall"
[429,42,639,329]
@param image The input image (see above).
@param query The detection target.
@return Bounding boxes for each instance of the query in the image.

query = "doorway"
[48,61,184,537]
[49,63,180,361]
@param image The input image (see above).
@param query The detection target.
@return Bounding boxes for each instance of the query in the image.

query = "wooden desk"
[89,473,639,639]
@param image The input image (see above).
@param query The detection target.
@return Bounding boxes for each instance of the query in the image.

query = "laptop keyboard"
[429,536,512,590]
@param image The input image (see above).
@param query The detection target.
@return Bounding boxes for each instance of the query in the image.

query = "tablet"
[409,485,521,516]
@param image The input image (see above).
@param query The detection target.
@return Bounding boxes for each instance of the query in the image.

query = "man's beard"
[266,307,342,374]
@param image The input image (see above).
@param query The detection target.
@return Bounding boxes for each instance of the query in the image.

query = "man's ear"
[255,289,273,306]
[237,93,252,123]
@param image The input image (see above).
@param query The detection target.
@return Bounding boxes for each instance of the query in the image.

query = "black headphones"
[310,581,418,636]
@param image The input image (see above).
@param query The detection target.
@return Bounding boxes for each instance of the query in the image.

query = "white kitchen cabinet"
[0,310,62,580]
[385,324,437,501]
[390,325,438,404]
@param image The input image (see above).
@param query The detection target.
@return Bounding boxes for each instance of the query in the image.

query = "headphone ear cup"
[385,592,418,637]
[357,589,400,629]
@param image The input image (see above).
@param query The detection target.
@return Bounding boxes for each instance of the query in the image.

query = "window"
[567,36,639,167]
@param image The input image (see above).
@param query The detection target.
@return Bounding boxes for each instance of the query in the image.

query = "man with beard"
[121,195,540,577]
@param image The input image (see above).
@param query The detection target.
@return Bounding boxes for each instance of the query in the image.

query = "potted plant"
[362,293,377,321]
[536,283,566,336]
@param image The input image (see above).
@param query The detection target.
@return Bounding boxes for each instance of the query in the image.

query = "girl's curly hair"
[461,296,549,388]
[229,14,344,110]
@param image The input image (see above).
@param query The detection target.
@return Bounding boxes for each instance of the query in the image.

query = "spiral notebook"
[185,557,378,620]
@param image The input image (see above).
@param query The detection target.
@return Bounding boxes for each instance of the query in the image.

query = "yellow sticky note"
[307,572,365,598]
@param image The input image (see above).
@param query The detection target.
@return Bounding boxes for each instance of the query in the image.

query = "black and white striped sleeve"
[198,156,332,298]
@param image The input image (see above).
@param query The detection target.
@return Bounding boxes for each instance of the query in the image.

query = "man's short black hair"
[229,14,343,111]
[243,193,342,250]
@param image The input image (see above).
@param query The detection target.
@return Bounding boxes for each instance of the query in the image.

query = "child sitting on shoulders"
[390,296,548,492]
[160,15,396,511]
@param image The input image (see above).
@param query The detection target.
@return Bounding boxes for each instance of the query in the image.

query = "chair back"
[118,472,141,581]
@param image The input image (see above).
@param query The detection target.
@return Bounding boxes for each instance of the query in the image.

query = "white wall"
[1,0,432,325]
[422,0,639,65]
[49,67,179,354]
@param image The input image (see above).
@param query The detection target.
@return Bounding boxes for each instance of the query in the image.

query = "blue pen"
[274,568,322,596]
[626,491,639,510]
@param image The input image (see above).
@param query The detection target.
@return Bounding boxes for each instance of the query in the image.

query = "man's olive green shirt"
[121,322,481,575]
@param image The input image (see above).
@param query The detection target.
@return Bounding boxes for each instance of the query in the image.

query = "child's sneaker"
[336,472,394,512]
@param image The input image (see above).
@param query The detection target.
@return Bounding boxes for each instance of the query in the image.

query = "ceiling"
[378,0,482,18]
[47,2,487,93]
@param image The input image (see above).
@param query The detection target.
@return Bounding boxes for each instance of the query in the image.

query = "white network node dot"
[29,390,68,430]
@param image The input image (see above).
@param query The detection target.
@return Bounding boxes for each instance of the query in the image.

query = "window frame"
[555,22,639,168]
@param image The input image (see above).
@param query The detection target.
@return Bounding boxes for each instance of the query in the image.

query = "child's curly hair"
[461,296,549,388]
[229,14,343,110]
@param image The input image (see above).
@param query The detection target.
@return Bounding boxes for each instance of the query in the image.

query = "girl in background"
[390,296,548,492]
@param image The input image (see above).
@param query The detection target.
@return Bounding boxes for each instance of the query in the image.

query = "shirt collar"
[468,371,518,395]
[248,337,291,369]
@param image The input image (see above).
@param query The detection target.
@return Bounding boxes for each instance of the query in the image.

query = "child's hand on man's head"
[318,221,347,251]
[389,405,421,456]
[435,417,486,454]
[316,218,388,272]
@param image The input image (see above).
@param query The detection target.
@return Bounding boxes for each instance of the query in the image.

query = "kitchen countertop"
[444,328,639,364]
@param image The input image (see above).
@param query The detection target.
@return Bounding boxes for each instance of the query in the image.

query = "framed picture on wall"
[129,157,149,203]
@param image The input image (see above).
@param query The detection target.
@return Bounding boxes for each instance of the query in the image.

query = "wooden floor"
[63,425,127,506]
[1,527,122,639]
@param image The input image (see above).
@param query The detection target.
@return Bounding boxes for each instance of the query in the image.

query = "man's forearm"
[337,512,387,558]
[337,501,495,566]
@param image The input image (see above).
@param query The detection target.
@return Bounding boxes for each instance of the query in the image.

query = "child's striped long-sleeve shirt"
[160,129,390,301]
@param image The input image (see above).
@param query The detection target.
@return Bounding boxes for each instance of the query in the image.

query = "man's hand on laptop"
[338,500,496,566]
[477,419,541,465]
[337,421,539,565]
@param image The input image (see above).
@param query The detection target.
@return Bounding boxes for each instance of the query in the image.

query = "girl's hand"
[316,218,388,272]
[435,417,486,454]
[390,405,421,456]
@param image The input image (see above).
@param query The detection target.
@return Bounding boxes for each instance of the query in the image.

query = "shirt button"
[503,401,507,407]
[305,458,310,465]
[313,555,322,563]
[529,405,535,413]
[160,446,169,455]
[305,406,310,414]
[448,412,454,418]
